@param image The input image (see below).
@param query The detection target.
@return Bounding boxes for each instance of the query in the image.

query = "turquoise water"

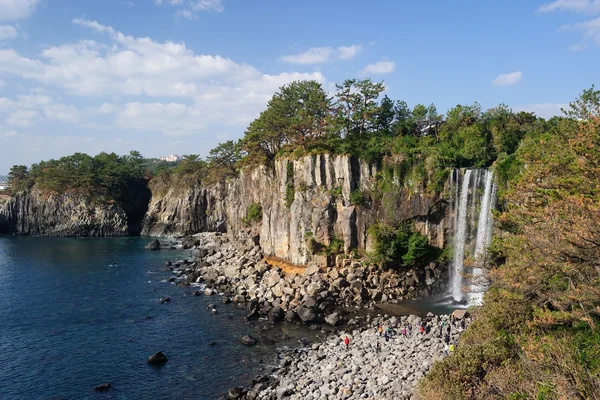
[0,237,296,399]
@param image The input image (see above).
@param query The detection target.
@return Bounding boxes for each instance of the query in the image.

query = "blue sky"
[0,0,598,173]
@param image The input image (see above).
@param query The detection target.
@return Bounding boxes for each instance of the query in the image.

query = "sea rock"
[159,296,170,304]
[240,335,257,346]
[145,239,161,250]
[147,351,168,365]
[93,383,112,391]
[227,386,244,399]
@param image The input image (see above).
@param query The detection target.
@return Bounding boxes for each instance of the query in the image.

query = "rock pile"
[172,232,447,326]
[241,313,471,399]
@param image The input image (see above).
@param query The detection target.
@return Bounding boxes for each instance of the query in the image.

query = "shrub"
[243,202,262,226]
[349,189,365,206]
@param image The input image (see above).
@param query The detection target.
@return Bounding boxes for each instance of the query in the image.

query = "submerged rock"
[93,383,112,391]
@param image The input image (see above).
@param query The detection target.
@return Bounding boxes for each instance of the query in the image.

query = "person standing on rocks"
[384,330,389,342]
[408,324,413,336]
[425,323,431,335]
[378,325,383,337]
[344,336,350,349]
[376,341,381,353]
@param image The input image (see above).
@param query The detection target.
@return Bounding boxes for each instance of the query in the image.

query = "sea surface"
[0,237,312,400]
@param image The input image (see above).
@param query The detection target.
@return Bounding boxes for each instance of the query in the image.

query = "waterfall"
[450,169,472,302]
[450,169,496,305]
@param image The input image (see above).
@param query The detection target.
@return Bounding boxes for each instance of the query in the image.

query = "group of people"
[342,314,467,355]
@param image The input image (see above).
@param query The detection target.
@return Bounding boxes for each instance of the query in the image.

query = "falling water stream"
[450,169,497,305]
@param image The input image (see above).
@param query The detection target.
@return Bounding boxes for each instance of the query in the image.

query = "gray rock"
[145,239,161,250]
[94,383,112,391]
[240,335,257,346]
[325,312,342,326]
[297,306,316,323]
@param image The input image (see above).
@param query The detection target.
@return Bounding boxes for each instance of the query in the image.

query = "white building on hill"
[159,154,183,162]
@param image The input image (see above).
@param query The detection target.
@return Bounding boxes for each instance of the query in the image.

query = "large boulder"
[325,312,341,327]
[297,306,316,323]
[268,306,285,322]
[147,351,168,365]
[145,239,161,250]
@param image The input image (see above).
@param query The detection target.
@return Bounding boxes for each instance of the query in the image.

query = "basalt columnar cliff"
[142,155,453,264]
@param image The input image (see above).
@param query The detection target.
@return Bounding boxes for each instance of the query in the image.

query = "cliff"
[0,188,143,237]
[142,154,455,265]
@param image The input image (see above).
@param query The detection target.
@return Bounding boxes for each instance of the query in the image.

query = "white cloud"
[0,0,40,20]
[0,24,17,39]
[0,18,325,148]
[175,9,195,19]
[537,0,600,14]
[360,60,395,75]
[337,45,362,60]
[123,1,135,7]
[560,17,600,45]
[515,103,567,119]
[155,0,223,18]
[191,0,223,12]
[279,44,363,65]
[492,71,523,86]
[0,125,16,137]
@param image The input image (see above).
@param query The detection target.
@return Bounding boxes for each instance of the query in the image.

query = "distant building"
[0,182,7,190]
[159,154,183,162]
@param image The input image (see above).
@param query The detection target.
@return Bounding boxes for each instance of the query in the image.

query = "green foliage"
[349,189,365,206]
[205,140,244,184]
[419,87,600,400]
[285,184,295,208]
[368,222,433,267]
[243,202,262,226]
[329,185,343,199]
[326,237,345,256]
[8,150,147,202]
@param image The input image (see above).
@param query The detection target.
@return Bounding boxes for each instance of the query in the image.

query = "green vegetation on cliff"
[419,87,600,399]
[8,151,146,201]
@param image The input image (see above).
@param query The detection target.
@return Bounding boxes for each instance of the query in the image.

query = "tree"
[242,80,331,165]
[332,78,385,139]
[562,85,600,120]
[8,165,29,191]
[206,140,244,179]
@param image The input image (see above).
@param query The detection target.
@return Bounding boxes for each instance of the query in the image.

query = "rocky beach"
[156,233,469,399]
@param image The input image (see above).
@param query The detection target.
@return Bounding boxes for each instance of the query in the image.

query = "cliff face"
[0,189,130,236]
[143,154,455,265]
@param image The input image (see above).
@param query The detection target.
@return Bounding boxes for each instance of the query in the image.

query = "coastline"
[157,233,469,399]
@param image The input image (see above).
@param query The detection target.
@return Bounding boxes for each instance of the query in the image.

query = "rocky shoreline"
[164,231,448,327]
[153,232,468,400]
[236,312,470,400]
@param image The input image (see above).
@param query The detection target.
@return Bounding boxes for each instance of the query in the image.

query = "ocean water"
[0,237,309,400]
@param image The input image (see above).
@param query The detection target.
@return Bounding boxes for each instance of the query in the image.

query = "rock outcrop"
[143,155,453,265]
[0,189,130,236]
[0,181,150,236]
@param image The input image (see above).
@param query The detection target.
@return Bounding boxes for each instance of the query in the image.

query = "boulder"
[181,236,200,249]
[297,306,316,323]
[452,309,469,320]
[145,239,161,250]
[268,306,285,322]
[159,296,170,304]
[240,335,257,346]
[325,312,341,327]
[204,288,214,296]
[304,264,320,276]
[285,310,298,322]
[147,351,168,365]
[227,386,245,399]
[93,383,112,391]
